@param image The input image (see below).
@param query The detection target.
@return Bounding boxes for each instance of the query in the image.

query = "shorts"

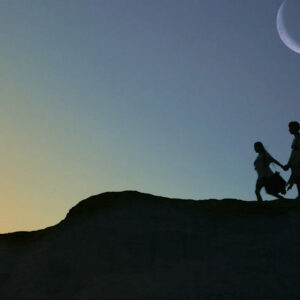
[290,162,300,184]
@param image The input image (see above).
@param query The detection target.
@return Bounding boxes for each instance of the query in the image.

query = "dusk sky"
[0,0,299,233]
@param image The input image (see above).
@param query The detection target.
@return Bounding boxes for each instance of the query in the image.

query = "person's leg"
[296,183,300,200]
[255,179,264,202]
[294,163,300,200]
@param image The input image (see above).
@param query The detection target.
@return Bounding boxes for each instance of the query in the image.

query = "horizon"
[0,0,299,233]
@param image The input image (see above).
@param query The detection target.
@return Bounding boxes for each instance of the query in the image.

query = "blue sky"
[0,0,299,233]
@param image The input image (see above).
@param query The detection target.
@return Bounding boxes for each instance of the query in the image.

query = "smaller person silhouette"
[283,121,300,200]
[254,141,285,202]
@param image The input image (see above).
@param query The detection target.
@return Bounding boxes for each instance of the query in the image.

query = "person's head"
[289,121,300,135]
[254,141,266,153]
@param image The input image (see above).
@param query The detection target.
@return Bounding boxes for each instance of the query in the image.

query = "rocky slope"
[0,190,300,299]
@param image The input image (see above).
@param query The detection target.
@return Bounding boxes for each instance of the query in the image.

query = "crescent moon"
[277,0,300,54]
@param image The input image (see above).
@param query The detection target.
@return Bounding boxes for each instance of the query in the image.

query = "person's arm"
[272,158,284,169]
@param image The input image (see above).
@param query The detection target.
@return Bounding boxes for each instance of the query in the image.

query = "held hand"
[283,165,289,171]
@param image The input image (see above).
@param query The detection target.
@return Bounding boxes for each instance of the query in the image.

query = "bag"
[264,172,286,195]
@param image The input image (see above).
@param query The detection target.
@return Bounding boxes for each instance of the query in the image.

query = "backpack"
[264,172,286,195]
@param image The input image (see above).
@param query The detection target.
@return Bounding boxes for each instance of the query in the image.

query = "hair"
[289,121,300,131]
[254,141,266,152]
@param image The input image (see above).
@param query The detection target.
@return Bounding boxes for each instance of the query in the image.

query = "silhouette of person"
[254,141,285,202]
[283,121,300,200]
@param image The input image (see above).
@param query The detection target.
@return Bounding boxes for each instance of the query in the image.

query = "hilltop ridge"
[64,190,300,221]
[1,191,300,298]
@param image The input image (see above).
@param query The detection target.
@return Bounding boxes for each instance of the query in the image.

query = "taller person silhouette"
[283,121,300,200]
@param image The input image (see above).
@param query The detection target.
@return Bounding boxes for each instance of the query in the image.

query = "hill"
[0,190,300,298]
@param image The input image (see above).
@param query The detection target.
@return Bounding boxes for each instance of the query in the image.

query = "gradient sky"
[0,0,299,233]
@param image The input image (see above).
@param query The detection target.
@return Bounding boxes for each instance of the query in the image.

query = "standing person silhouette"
[283,121,300,200]
[254,142,285,202]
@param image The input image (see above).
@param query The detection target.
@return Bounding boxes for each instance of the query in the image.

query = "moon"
[277,0,300,54]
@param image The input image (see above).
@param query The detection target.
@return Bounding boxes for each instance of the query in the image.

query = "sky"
[0,0,299,233]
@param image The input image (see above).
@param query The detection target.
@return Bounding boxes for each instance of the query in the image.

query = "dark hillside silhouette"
[1,191,300,298]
